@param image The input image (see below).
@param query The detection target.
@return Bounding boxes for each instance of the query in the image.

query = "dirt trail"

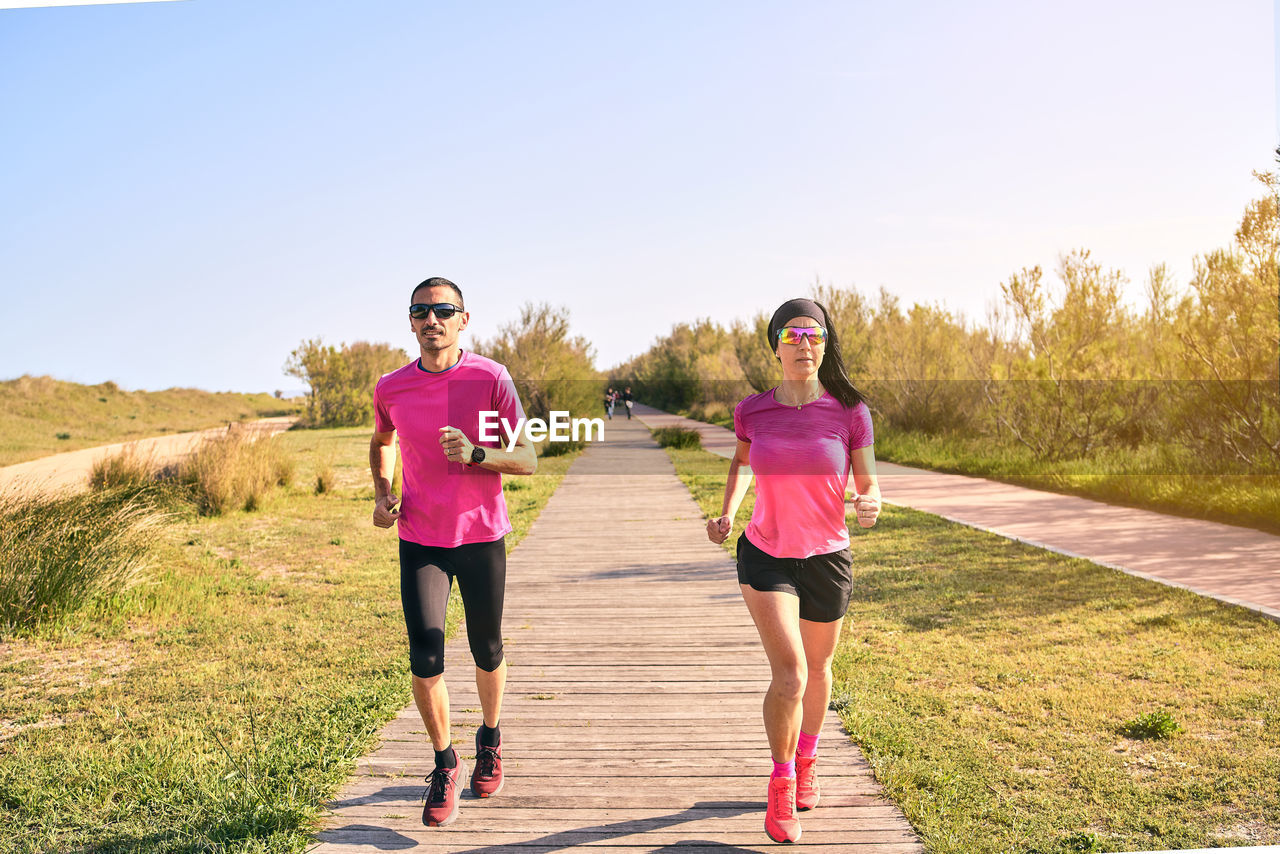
[0,417,297,498]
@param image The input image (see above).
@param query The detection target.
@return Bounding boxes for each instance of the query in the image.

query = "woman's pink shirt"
[734,390,874,558]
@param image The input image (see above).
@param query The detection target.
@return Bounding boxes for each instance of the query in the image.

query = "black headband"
[767,298,827,352]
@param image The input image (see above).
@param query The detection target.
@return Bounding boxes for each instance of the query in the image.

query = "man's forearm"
[476,442,537,476]
[370,440,396,497]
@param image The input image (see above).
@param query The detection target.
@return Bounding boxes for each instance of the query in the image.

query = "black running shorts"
[399,537,506,678]
[736,532,853,623]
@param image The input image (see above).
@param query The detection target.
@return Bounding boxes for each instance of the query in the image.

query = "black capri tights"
[399,537,506,679]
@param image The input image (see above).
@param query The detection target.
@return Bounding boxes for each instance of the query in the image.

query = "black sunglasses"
[409,302,462,320]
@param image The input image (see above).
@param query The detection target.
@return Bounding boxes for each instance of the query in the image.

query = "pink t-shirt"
[374,351,525,548]
[734,390,874,559]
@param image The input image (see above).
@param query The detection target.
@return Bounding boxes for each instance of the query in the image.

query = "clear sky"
[1,0,1274,393]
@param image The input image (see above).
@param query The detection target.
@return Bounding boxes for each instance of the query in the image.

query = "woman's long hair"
[813,300,866,409]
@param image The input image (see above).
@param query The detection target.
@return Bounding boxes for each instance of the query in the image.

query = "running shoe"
[422,757,466,827]
[765,774,802,843]
[470,732,504,798]
[795,754,820,811]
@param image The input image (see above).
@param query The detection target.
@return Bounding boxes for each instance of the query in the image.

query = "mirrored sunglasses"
[777,325,827,346]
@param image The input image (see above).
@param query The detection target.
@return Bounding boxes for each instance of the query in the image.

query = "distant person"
[622,387,634,419]
[706,297,880,844]
[370,276,537,827]
[604,386,615,420]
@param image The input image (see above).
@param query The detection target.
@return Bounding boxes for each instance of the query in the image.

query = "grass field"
[665,444,1280,854]
[0,427,576,853]
[0,375,301,467]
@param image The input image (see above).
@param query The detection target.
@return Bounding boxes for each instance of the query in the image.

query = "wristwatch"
[469,446,486,466]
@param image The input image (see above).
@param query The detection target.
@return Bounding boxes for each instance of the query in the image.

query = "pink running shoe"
[765,774,802,843]
[422,758,466,827]
[795,754,820,811]
[470,732,504,798]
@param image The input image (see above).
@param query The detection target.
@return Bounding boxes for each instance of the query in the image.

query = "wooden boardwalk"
[314,415,922,852]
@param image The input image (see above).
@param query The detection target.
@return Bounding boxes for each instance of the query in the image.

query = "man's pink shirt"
[374,352,525,548]
[734,390,874,559]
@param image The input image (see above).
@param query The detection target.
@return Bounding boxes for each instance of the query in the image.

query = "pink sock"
[771,758,795,779]
[797,731,820,758]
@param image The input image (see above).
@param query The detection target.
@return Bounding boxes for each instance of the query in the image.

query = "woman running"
[707,297,880,844]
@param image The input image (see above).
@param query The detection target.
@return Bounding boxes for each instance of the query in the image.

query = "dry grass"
[177,431,294,515]
[88,429,296,517]
[0,489,166,635]
[0,374,301,467]
[88,445,158,491]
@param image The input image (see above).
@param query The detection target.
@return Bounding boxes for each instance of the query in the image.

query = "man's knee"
[472,638,505,673]
[411,649,445,678]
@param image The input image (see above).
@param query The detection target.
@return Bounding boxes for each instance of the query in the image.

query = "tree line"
[611,173,1279,472]
[284,304,600,430]
[281,174,1275,472]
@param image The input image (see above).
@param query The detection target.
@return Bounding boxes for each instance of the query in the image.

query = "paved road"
[633,404,1280,624]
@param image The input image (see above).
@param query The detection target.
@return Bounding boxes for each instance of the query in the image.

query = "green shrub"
[285,339,407,427]
[0,489,164,634]
[1120,710,1181,740]
[539,439,585,457]
[1060,830,1103,853]
[651,426,702,450]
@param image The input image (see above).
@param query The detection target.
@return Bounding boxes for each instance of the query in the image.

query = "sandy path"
[0,417,298,498]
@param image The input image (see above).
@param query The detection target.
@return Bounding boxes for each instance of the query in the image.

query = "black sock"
[434,745,457,769]
[478,723,501,748]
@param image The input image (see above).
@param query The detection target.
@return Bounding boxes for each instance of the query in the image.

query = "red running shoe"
[470,732,504,798]
[422,758,466,827]
[795,754,820,811]
[765,774,802,843]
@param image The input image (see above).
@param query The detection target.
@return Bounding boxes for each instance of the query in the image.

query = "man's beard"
[420,332,451,351]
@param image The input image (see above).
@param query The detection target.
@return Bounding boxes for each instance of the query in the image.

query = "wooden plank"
[327,806,908,821]
[328,789,894,809]
[316,827,921,845]
[356,760,878,777]
[311,844,923,854]
[325,810,913,832]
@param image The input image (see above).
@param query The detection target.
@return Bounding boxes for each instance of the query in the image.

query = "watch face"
[471,446,486,464]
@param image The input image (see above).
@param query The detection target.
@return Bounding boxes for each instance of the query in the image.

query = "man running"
[370,276,537,827]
